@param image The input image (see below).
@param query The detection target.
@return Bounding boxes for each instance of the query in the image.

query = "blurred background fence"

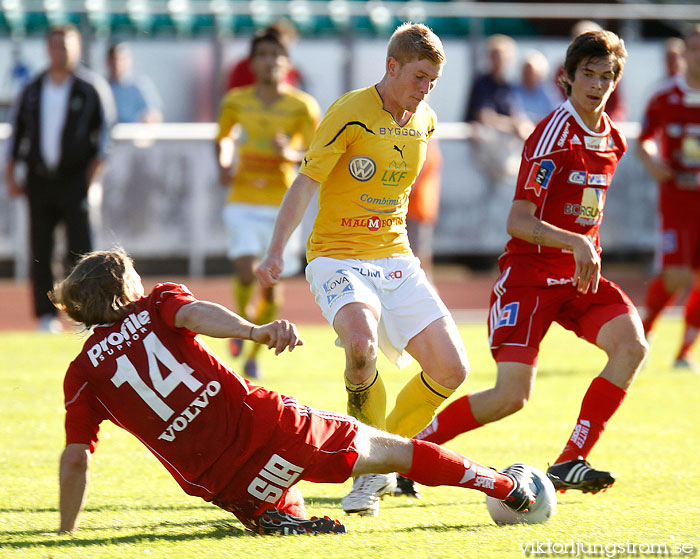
[1,1,698,277]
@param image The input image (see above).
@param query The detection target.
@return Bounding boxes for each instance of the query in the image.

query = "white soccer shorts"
[305,255,449,368]
[222,202,302,277]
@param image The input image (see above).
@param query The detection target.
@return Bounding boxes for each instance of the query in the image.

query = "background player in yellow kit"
[257,23,470,516]
[216,27,320,378]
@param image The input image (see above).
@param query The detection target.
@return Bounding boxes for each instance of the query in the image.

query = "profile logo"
[348,156,377,182]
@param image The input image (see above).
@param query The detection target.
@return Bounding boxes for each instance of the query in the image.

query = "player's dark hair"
[50,249,143,328]
[249,27,289,59]
[560,30,627,97]
[387,22,445,66]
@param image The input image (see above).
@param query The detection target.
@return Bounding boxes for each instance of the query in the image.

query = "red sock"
[555,377,627,464]
[643,276,674,334]
[401,439,514,499]
[677,288,700,360]
[414,394,483,445]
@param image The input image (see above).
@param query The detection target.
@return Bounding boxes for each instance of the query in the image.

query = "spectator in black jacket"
[4,24,115,332]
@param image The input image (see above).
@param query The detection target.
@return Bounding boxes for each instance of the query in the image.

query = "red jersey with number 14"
[638,76,700,221]
[499,100,626,286]
[63,283,291,503]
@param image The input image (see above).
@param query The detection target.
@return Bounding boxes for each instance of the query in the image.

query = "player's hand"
[251,320,304,355]
[256,254,284,287]
[647,160,674,183]
[571,235,601,294]
[273,132,293,161]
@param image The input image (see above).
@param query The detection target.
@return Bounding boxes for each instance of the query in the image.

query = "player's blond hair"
[387,22,445,66]
[50,248,144,328]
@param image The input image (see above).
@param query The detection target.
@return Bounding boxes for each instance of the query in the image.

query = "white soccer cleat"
[341,473,397,516]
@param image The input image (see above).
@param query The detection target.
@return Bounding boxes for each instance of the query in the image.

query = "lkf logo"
[524,159,556,196]
[568,170,586,185]
[381,160,408,187]
[584,135,614,151]
[348,156,376,181]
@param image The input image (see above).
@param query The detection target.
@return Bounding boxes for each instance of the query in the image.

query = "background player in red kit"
[53,249,534,536]
[637,25,700,371]
[411,30,648,494]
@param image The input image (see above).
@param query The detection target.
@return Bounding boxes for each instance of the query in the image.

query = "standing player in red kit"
[409,30,648,495]
[53,249,534,536]
[637,25,700,370]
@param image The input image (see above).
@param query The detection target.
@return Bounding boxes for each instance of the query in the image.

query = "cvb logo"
[348,156,376,181]
[88,311,151,366]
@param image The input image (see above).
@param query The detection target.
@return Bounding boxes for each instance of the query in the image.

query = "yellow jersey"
[216,85,320,206]
[301,86,436,261]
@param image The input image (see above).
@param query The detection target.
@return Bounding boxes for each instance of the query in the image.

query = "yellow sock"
[345,371,387,430]
[247,299,280,360]
[234,278,254,320]
[386,372,455,438]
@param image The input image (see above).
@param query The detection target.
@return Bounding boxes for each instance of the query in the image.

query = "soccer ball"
[485,464,557,525]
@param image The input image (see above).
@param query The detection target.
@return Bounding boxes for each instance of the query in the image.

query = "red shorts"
[487,276,637,366]
[212,396,359,529]
[659,215,700,268]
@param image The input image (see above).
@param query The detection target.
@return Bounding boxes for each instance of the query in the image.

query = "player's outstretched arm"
[58,443,91,534]
[257,173,319,287]
[507,199,600,294]
[636,138,673,183]
[174,301,304,353]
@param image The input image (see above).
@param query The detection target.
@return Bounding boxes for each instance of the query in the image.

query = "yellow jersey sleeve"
[301,86,437,261]
[216,86,320,207]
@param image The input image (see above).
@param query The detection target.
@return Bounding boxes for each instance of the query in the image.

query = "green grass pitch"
[1,318,699,558]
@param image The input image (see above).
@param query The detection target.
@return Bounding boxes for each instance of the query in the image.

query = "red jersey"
[500,100,627,286]
[63,283,292,503]
[638,76,700,221]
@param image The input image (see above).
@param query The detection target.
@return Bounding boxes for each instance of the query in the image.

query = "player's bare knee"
[496,384,530,415]
[442,362,468,389]
[617,337,649,370]
[344,333,377,370]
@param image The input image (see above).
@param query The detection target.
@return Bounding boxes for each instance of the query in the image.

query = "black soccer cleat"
[501,464,536,512]
[257,509,347,536]
[546,459,615,494]
[393,475,422,499]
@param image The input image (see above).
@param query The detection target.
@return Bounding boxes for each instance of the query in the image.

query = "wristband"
[249,325,255,340]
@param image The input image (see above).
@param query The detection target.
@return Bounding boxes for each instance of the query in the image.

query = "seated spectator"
[465,34,531,187]
[464,34,532,141]
[514,50,559,125]
[107,43,163,123]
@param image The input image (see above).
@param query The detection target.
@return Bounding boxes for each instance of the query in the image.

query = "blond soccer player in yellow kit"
[217,28,320,378]
[257,23,469,516]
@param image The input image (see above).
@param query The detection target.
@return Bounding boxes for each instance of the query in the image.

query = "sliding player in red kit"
[407,30,648,496]
[54,249,535,536]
